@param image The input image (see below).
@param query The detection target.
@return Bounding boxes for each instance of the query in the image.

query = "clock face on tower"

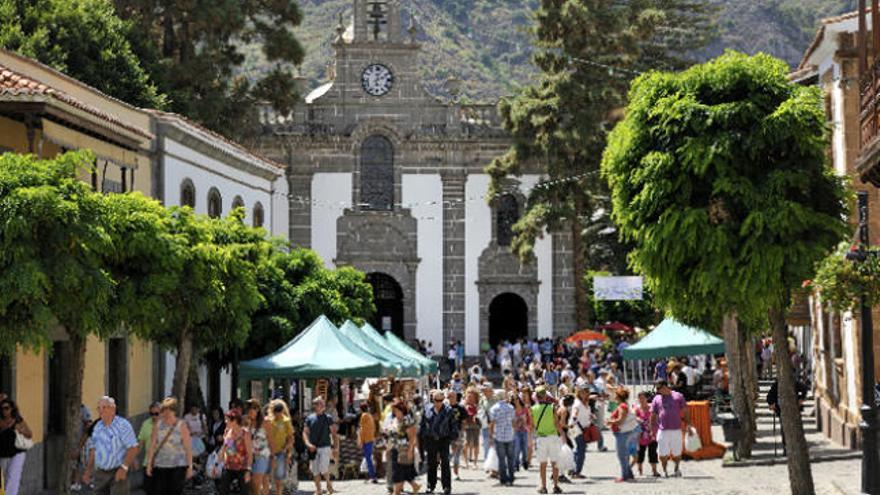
[362,64,394,96]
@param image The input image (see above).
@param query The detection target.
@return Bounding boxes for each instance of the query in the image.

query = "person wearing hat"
[531,387,563,494]
[569,384,593,479]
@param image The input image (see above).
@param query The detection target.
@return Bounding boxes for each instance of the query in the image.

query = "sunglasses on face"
[433,399,444,402]
[150,411,159,416]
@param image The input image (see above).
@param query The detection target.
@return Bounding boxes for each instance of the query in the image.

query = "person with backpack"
[531,387,563,494]
[145,397,194,495]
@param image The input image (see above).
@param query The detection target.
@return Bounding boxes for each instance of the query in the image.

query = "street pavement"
[116,438,860,495]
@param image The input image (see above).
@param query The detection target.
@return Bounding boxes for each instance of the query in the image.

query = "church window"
[360,135,394,211]
[180,179,196,208]
[496,194,519,247]
[232,196,244,211]
[207,188,222,218]
[253,202,265,228]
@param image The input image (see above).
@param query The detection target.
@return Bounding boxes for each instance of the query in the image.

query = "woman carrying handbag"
[145,397,194,495]
[0,398,31,495]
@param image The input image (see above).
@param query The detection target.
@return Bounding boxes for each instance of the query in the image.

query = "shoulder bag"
[14,429,33,451]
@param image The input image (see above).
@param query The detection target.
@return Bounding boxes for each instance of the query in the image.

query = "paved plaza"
[290,452,860,495]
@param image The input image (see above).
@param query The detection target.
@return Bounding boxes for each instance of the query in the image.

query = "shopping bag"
[558,443,575,473]
[205,450,224,480]
[685,430,702,452]
[360,457,368,473]
[483,447,498,471]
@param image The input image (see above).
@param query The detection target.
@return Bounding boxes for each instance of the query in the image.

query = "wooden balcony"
[859,61,880,186]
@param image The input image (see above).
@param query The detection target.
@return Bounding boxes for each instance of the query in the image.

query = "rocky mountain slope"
[249,0,857,102]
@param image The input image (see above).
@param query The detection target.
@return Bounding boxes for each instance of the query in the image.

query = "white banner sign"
[593,276,643,301]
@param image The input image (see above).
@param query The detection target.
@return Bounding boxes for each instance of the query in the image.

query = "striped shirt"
[489,401,516,443]
[89,416,137,470]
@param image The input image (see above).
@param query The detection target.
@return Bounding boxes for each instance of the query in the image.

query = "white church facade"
[257,0,576,356]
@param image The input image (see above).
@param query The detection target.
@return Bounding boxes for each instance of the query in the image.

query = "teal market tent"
[368,324,440,374]
[622,318,725,361]
[338,320,422,377]
[240,315,396,380]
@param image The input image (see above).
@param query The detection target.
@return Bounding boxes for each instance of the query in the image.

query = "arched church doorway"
[367,272,404,339]
[488,293,528,348]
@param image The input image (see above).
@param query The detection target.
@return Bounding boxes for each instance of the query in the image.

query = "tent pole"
[623,361,628,386]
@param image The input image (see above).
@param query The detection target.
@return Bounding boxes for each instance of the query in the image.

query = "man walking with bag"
[421,390,457,495]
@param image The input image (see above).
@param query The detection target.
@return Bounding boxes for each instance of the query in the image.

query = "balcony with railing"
[857,2,880,186]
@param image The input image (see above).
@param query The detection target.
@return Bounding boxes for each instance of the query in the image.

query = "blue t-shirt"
[655,361,668,380]
[544,370,559,386]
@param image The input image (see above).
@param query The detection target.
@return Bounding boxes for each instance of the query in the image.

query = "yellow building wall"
[127,338,153,416]
[82,334,105,411]
[14,347,45,442]
[0,116,62,158]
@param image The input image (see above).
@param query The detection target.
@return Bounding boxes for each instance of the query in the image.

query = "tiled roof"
[0,64,151,139]
[149,110,286,171]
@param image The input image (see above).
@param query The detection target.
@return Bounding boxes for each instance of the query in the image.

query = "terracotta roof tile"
[0,63,150,139]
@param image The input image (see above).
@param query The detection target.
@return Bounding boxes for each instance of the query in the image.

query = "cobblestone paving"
[139,446,859,495]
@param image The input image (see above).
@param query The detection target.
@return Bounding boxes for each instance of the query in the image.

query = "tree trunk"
[59,332,87,495]
[171,330,193,416]
[185,354,206,412]
[722,313,758,458]
[572,191,590,329]
[769,306,815,495]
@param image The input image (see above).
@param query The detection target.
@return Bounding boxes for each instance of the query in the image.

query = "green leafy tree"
[0,151,120,495]
[601,51,848,491]
[0,0,165,108]
[244,248,375,360]
[114,0,305,137]
[488,0,712,329]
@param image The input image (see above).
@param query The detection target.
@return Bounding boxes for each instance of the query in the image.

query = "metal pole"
[855,191,879,495]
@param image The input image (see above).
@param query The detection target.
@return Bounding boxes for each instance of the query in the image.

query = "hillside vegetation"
[247,0,856,102]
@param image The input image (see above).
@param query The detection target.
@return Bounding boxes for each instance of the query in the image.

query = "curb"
[722,451,863,468]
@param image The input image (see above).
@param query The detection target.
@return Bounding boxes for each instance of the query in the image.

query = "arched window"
[253,202,265,228]
[496,194,519,247]
[360,135,394,211]
[232,196,244,211]
[180,179,196,208]
[207,188,222,218]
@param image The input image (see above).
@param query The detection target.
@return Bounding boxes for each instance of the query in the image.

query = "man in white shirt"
[682,362,699,400]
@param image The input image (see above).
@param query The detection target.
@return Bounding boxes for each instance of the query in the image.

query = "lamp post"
[848,191,879,495]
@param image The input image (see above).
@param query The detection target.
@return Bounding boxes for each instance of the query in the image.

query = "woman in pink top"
[633,392,659,477]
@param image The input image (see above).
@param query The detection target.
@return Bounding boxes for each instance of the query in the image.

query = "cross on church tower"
[367,1,388,40]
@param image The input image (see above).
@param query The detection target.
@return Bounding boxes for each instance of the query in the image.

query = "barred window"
[360,135,394,210]
[207,188,222,218]
[180,179,196,208]
[496,194,519,247]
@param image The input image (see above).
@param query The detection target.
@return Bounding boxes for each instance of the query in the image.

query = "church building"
[256,0,575,356]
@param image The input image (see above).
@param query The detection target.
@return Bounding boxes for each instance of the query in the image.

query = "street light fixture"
[851,191,879,495]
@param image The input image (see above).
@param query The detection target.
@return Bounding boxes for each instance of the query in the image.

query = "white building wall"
[402,174,444,352]
[162,137,282,236]
[311,173,353,268]
[464,174,551,355]
[271,176,289,239]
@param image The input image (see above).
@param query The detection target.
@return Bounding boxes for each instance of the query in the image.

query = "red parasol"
[595,321,635,334]
[565,330,608,343]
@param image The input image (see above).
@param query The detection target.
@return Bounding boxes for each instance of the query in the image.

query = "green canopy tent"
[367,323,439,374]
[239,315,396,383]
[338,320,423,377]
[622,318,725,361]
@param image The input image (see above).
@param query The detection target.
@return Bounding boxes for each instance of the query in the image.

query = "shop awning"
[240,315,396,379]
[338,320,423,377]
[622,318,725,361]
[364,323,439,375]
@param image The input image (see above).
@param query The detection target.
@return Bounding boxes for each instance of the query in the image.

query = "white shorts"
[535,435,561,464]
[310,446,332,475]
[657,429,683,457]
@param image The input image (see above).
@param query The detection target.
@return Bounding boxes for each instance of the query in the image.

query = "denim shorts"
[273,452,288,480]
[253,455,270,475]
